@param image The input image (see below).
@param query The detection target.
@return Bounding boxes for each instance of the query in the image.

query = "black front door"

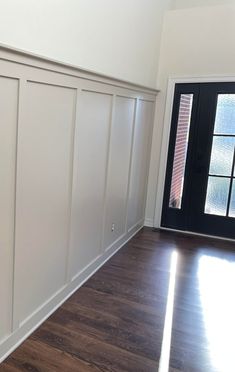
[162,82,235,239]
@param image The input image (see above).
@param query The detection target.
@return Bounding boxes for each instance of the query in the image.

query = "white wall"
[0,0,171,88]
[146,4,235,226]
[172,0,235,9]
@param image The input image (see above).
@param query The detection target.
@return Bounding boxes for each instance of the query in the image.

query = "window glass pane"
[229,180,235,217]
[169,94,193,209]
[209,136,235,176]
[214,94,235,135]
[204,176,230,216]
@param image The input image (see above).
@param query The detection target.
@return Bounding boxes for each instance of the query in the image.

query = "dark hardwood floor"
[1,227,235,371]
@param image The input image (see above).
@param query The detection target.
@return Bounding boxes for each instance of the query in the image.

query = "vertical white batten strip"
[100,94,115,253]
[65,88,79,284]
[142,99,156,223]
[67,88,84,282]
[11,78,27,332]
[125,98,139,233]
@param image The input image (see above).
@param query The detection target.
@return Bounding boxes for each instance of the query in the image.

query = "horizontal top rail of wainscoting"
[0,43,159,95]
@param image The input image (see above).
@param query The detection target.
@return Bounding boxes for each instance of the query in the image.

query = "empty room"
[0,0,235,371]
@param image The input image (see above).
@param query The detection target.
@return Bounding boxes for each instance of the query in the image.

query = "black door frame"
[161,83,200,231]
[161,82,235,240]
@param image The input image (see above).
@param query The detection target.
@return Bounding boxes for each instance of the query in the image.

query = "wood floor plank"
[32,321,158,372]
[49,302,160,360]
[1,227,235,371]
[3,339,100,372]
[69,286,166,325]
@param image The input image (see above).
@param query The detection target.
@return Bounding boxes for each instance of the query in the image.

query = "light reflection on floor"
[198,255,235,372]
[159,250,178,372]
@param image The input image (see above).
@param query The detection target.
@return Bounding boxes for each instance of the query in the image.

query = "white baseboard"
[0,223,143,364]
[144,218,154,227]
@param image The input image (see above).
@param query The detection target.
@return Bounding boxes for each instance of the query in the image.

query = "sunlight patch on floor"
[159,250,178,372]
[198,255,235,372]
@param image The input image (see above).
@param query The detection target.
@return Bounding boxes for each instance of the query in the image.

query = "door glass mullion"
[226,146,235,216]
[213,134,235,138]
[208,174,232,178]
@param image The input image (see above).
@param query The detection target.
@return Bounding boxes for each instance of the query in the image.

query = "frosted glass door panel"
[209,137,235,176]
[214,95,235,135]
[229,180,235,217]
[205,177,230,216]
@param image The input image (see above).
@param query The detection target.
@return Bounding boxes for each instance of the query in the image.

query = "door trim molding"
[154,75,235,239]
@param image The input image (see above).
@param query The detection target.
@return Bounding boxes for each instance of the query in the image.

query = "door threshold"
[159,226,235,244]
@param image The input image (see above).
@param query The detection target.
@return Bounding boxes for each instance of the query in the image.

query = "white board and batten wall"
[0,45,157,362]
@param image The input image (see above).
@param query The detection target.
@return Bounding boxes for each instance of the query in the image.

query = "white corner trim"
[154,77,175,228]
[144,218,154,227]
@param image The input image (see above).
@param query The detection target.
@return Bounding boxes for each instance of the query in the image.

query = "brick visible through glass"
[169,94,193,209]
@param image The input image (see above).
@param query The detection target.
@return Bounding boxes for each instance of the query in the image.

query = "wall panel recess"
[14,81,76,324]
[103,96,135,250]
[0,46,157,364]
[127,100,155,231]
[69,90,112,279]
[0,77,18,342]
